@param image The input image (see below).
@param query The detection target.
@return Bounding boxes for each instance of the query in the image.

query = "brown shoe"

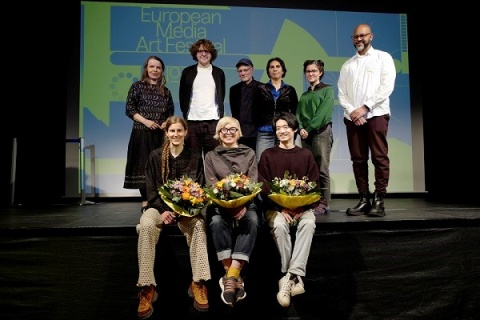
[235,276,246,302]
[188,281,209,312]
[137,285,157,319]
[219,276,237,306]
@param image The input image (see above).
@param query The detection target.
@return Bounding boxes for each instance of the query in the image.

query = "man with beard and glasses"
[337,23,396,217]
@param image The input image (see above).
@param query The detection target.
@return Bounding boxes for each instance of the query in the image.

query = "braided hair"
[160,116,188,182]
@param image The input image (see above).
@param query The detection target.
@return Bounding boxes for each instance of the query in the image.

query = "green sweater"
[296,83,334,133]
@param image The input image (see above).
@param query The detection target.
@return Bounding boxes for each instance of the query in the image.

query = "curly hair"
[189,38,218,62]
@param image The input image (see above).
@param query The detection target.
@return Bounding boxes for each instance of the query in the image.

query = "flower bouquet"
[203,173,262,209]
[158,175,210,217]
[268,170,322,210]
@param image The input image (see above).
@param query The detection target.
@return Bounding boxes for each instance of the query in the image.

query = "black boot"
[346,192,371,216]
[368,192,385,217]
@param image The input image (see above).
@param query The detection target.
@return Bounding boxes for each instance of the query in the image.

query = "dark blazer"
[229,78,263,138]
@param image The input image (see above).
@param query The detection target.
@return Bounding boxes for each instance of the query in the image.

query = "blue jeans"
[256,131,276,164]
[209,202,259,263]
[301,124,333,203]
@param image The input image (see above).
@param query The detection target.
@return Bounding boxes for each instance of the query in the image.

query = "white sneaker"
[277,273,294,307]
[291,275,305,296]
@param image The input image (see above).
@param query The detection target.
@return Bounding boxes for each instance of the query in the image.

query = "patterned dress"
[123,81,174,189]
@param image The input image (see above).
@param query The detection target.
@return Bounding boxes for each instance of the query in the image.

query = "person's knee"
[139,220,158,234]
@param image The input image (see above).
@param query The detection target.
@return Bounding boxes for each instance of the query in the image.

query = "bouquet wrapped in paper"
[267,171,321,210]
[158,176,210,217]
[203,173,262,209]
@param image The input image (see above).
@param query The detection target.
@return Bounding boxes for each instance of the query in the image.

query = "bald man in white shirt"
[337,23,396,217]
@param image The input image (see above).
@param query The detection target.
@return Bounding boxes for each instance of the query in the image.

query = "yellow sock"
[226,267,241,279]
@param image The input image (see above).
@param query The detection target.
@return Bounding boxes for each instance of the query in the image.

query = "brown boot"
[137,285,157,319]
[188,280,209,311]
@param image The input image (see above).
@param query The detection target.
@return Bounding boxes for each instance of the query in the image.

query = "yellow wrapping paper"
[160,195,207,217]
[268,192,321,210]
[205,189,260,209]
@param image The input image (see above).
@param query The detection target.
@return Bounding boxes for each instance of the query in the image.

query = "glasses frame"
[237,67,252,73]
[220,127,239,134]
[351,33,372,40]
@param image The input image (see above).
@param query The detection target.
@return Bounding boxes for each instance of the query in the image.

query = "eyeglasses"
[305,69,319,74]
[351,33,371,40]
[237,67,251,73]
[197,50,210,54]
[220,127,238,134]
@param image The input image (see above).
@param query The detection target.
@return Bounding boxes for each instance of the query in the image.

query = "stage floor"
[1,197,480,320]
[2,197,480,235]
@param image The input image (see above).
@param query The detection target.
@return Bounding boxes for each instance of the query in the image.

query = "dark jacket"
[179,64,226,120]
[252,82,298,129]
[144,147,204,212]
[229,78,263,138]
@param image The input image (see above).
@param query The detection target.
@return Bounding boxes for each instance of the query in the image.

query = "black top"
[144,147,204,212]
[229,78,263,138]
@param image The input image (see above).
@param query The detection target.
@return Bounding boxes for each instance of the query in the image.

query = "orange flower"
[158,175,209,217]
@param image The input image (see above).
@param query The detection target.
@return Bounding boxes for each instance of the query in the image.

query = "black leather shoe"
[368,192,385,217]
[346,192,371,216]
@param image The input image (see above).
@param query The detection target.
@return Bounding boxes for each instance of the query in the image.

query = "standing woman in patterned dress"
[123,56,174,212]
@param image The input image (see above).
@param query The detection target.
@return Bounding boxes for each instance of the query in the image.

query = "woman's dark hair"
[303,59,325,80]
[266,57,287,79]
[272,112,298,131]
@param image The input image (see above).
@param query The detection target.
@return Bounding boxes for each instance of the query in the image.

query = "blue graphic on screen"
[80,2,411,196]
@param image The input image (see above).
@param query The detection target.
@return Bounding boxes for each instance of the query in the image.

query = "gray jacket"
[204,144,258,187]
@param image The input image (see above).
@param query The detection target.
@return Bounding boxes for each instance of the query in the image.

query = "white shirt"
[188,65,219,120]
[337,46,396,120]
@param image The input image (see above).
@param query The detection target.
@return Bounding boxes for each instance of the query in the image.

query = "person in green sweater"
[296,59,334,215]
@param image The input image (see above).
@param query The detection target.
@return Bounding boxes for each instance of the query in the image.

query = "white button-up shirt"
[337,46,396,120]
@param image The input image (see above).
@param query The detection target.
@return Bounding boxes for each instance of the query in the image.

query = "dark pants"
[186,120,219,156]
[344,115,390,194]
[239,136,257,153]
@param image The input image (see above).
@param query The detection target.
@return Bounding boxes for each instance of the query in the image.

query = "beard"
[355,39,370,52]
[355,43,365,52]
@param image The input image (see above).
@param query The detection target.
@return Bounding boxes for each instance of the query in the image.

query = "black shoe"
[346,192,371,216]
[368,192,385,217]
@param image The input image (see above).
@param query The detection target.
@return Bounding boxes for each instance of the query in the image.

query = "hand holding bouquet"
[267,171,321,226]
[203,173,262,210]
[158,176,210,217]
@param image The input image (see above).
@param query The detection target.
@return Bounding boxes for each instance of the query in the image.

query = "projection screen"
[66,1,422,197]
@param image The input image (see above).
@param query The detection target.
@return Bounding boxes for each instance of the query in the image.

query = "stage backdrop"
[67,1,423,197]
